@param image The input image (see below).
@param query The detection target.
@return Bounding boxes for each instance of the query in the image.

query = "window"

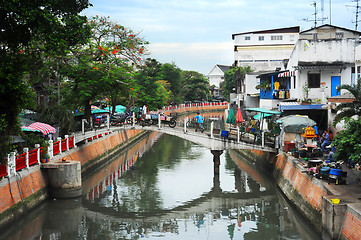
[245,36,250,40]
[271,35,283,40]
[336,32,344,39]
[308,73,320,88]
[258,36,264,41]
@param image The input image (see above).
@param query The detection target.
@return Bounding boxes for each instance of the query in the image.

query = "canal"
[1,131,320,240]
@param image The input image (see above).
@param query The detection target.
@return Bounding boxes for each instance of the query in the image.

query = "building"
[231,26,300,109]
[207,64,230,99]
[256,24,361,131]
[232,26,300,72]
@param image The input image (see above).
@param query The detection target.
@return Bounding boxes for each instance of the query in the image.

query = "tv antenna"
[351,0,360,30]
[303,1,328,28]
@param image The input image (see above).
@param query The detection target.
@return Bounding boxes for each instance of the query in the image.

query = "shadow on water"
[0,132,321,240]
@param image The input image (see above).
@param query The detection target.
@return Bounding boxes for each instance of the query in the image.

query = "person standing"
[194,112,204,133]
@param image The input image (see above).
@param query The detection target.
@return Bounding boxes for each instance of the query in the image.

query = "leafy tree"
[181,71,209,102]
[134,58,169,110]
[333,78,361,125]
[333,118,361,163]
[160,63,182,104]
[221,66,252,101]
[62,16,148,120]
[0,0,91,159]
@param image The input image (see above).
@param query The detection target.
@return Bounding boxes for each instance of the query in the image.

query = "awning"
[277,71,295,77]
[245,108,281,115]
[279,103,325,111]
[294,64,346,70]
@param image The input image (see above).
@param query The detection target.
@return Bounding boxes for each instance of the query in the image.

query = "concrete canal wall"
[236,148,361,239]
[0,128,146,228]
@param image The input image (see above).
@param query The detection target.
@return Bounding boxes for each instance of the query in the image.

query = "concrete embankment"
[235,148,361,240]
[0,128,147,228]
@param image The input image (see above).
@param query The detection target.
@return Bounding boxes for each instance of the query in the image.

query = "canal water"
[1,132,320,240]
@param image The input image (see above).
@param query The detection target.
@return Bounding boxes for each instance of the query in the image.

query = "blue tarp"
[279,104,325,111]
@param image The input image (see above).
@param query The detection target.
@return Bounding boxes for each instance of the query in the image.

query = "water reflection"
[0,133,320,240]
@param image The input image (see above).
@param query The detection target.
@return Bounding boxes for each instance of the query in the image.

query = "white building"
[207,64,230,99]
[256,24,361,131]
[232,26,300,72]
[231,26,300,109]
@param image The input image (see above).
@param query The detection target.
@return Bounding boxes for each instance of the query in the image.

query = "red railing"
[61,139,67,152]
[28,149,38,166]
[53,141,60,155]
[69,136,75,149]
[0,164,7,178]
[16,153,27,171]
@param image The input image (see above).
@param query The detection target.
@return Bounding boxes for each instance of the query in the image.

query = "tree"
[0,0,91,159]
[62,16,148,120]
[221,66,252,101]
[160,63,182,104]
[333,78,361,125]
[181,71,209,102]
[333,118,361,163]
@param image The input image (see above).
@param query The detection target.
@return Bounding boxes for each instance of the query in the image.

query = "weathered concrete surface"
[42,160,82,198]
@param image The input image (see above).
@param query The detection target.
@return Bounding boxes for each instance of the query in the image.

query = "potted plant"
[41,143,50,163]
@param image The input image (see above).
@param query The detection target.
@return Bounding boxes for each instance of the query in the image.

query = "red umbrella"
[27,122,56,135]
[236,107,244,123]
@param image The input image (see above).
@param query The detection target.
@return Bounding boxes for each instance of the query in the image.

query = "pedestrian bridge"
[75,124,277,153]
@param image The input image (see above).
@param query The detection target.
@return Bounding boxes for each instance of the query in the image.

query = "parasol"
[236,107,243,123]
[22,122,56,135]
[226,108,236,124]
[277,115,316,133]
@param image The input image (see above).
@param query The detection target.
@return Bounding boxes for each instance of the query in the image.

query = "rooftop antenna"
[353,0,360,30]
[347,0,361,30]
[303,1,327,28]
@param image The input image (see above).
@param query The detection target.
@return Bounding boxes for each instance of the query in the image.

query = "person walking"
[194,112,204,133]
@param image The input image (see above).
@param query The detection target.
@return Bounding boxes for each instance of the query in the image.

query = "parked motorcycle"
[140,113,177,128]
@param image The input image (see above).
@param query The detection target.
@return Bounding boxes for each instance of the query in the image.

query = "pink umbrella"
[236,107,244,123]
[27,122,56,135]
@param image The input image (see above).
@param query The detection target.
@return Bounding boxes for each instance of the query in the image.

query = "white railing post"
[23,148,29,169]
[158,114,161,129]
[82,119,86,135]
[184,117,188,133]
[65,135,69,150]
[48,140,54,159]
[57,137,62,153]
[35,144,40,164]
[132,112,135,128]
[107,114,110,130]
[9,152,16,177]
[237,126,240,143]
[262,131,265,148]
[211,121,214,139]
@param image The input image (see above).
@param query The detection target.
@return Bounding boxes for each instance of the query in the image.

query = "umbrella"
[226,108,236,124]
[23,122,57,135]
[236,107,243,123]
[277,115,316,133]
[253,113,272,120]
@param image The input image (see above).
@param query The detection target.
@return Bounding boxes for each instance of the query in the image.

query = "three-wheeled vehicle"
[140,113,177,128]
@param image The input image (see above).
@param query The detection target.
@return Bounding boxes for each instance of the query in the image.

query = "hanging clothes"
[274,82,280,90]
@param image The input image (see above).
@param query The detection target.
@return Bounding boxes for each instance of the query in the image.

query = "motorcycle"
[140,113,177,128]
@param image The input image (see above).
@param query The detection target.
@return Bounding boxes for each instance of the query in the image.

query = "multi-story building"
[232,26,300,71]
[231,26,300,108]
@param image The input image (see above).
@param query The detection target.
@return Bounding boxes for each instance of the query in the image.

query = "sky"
[83,0,358,75]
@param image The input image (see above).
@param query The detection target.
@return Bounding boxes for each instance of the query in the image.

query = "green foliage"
[333,78,361,125]
[0,0,91,159]
[160,63,182,104]
[333,118,361,163]
[222,66,252,100]
[181,71,209,102]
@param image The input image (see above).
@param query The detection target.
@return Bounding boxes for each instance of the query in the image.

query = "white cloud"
[148,41,234,74]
